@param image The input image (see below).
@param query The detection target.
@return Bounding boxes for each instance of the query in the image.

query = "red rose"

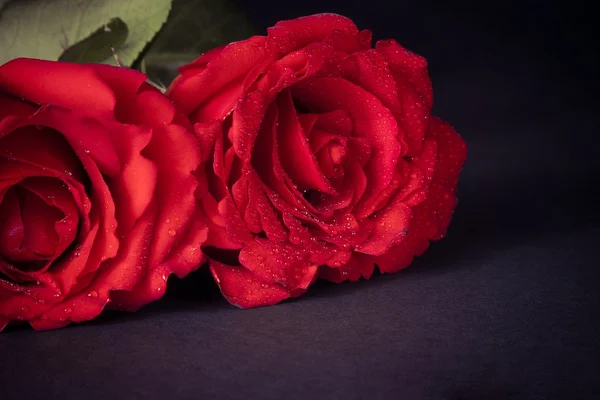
[0,59,207,330]
[168,14,467,308]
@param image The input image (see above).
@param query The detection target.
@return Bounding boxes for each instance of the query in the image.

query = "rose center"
[328,142,346,166]
[0,177,77,272]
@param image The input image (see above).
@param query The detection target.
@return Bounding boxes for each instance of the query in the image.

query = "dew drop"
[168,229,177,237]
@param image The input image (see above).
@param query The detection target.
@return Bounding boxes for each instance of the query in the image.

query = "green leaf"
[59,17,128,64]
[137,0,257,86]
[0,0,172,66]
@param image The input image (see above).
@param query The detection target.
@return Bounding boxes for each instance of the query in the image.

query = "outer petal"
[0,93,37,120]
[167,36,268,116]
[356,200,412,255]
[266,13,359,55]
[106,122,156,234]
[375,40,432,108]
[238,238,317,291]
[319,252,375,283]
[376,40,433,155]
[14,106,122,179]
[0,59,115,117]
[210,260,291,308]
[0,122,86,182]
[86,63,148,125]
[375,118,466,273]
[109,123,208,310]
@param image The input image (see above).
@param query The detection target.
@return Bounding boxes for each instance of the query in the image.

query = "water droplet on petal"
[168,229,176,237]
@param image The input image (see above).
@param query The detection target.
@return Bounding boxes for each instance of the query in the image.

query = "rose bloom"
[0,59,207,330]
[168,14,467,308]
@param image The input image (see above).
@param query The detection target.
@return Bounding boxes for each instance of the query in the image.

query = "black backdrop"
[1,1,599,399]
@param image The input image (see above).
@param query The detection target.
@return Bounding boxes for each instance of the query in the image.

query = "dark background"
[1,0,599,399]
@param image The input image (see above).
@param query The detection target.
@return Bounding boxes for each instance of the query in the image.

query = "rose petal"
[51,220,101,295]
[312,110,354,135]
[118,123,199,269]
[111,211,208,312]
[190,78,244,123]
[86,64,148,125]
[195,121,222,163]
[0,188,24,260]
[338,49,409,154]
[277,90,334,193]
[357,200,412,256]
[30,107,121,178]
[323,28,372,55]
[246,174,289,243]
[238,238,318,291]
[56,152,118,292]
[129,85,177,127]
[376,40,432,108]
[0,93,37,120]
[266,13,359,56]
[19,187,64,259]
[251,104,333,221]
[210,260,291,308]
[243,177,264,233]
[281,213,336,265]
[107,123,156,234]
[291,77,401,218]
[178,44,229,73]
[96,203,157,312]
[0,58,115,117]
[376,40,433,155]
[167,36,268,115]
[28,319,70,331]
[375,117,466,273]
[19,177,79,259]
[0,158,92,241]
[0,123,86,182]
[319,252,375,283]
